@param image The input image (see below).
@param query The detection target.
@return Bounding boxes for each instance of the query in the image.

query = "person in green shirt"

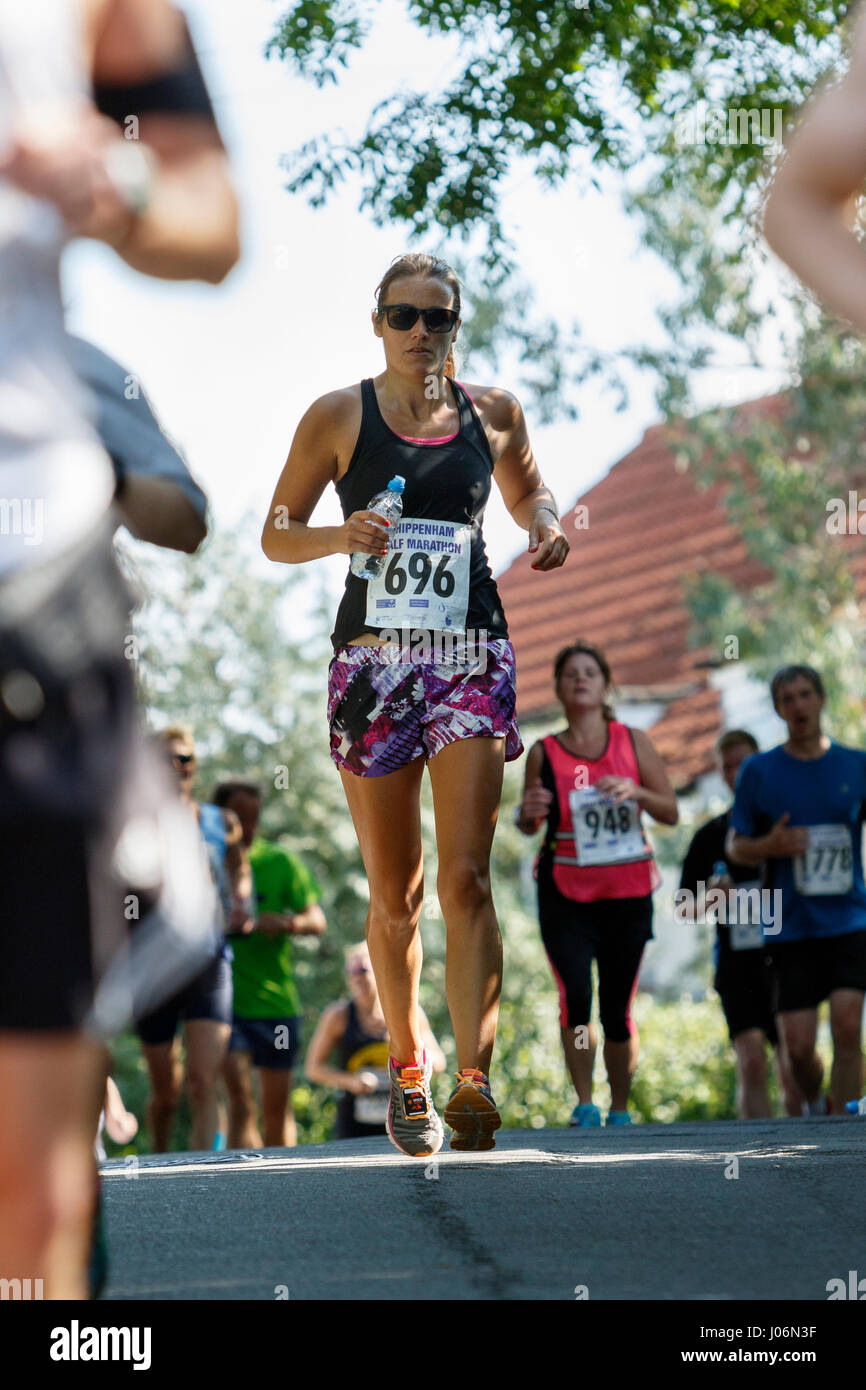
[213,780,326,1147]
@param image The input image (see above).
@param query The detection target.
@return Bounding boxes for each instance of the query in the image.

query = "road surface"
[101,1118,865,1301]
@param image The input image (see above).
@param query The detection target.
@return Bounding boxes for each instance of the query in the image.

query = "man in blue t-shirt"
[727,665,866,1115]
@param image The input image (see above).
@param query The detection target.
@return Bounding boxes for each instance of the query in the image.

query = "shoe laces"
[396,1063,424,1090]
[454,1067,487,1087]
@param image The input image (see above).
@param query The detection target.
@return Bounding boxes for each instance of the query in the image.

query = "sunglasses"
[170,752,195,767]
[379,303,459,333]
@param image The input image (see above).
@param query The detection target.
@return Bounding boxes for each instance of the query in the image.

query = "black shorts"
[715,949,779,1045]
[537,864,653,1040]
[229,1015,300,1070]
[767,930,866,1013]
[0,817,96,1031]
[137,951,233,1045]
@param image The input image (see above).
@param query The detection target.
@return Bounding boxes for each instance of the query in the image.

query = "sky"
[64,0,792,598]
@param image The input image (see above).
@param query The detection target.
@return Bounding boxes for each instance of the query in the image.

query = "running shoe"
[444,1068,502,1151]
[569,1103,601,1127]
[606,1110,633,1126]
[386,1054,443,1158]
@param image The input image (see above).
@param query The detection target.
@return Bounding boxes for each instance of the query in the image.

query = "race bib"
[569,787,649,867]
[728,882,764,951]
[793,824,853,897]
[365,517,472,632]
[353,1068,390,1125]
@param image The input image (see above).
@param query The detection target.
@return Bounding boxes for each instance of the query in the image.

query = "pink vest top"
[533,722,659,901]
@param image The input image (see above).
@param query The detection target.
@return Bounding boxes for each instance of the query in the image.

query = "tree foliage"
[270,0,844,268]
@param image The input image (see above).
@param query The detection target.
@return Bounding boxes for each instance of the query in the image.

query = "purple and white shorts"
[327,636,524,777]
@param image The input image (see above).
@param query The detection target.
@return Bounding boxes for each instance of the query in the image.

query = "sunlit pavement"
[101,1119,865,1300]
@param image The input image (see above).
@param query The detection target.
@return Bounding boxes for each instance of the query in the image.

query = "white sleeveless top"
[0,0,114,577]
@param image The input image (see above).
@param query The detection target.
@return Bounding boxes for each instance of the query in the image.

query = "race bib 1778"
[569,786,650,867]
[365,517,472,632]
[793,824,853,897]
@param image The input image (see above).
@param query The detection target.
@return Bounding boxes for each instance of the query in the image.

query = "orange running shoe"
[385,1055,443,1157]
[444,1068,502,1151]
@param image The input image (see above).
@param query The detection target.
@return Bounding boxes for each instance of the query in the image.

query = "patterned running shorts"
[327,636,524,777]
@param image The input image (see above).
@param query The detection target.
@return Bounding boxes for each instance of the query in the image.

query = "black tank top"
[336,998,390,1136]
[331,378,509,651]
[338,997,389,1070]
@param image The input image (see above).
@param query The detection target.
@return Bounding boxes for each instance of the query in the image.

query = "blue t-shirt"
[730,743,866,941]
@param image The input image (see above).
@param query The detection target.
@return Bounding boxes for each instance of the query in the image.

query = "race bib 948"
[569,787,650,867]
[365,517,472,632]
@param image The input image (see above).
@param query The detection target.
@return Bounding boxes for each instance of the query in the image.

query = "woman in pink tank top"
[516,641,678,1127]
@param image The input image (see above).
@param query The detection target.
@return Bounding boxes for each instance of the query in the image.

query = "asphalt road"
[101,1118,865,1301]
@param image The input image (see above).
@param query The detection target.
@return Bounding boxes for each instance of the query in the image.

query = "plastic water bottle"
[350,475,405,579]
[845,1097,866,1115]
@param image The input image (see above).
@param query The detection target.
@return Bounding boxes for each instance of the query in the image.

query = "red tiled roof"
[497,395,866,790]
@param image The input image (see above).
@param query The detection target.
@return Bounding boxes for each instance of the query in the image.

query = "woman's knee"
[367,889,423,939]
[437,858,492,918]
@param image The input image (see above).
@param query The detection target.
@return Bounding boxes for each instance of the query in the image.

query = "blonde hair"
[374,253,461,378]
[157,724,195,751]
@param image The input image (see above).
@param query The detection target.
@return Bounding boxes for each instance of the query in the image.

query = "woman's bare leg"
[338,755,427,1064]
[427,737,506,1075]
[0,1033,102,1300]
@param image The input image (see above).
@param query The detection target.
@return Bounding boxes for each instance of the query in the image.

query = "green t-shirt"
[230,839,320,1019]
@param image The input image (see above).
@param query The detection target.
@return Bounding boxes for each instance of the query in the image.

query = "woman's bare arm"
[465,384,569,572]
[304,1002,359,1091]
[261,390,392,565]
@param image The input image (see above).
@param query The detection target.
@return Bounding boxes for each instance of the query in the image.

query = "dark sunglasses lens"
[424,308,456,332]
[172,753,193,766]
[385,306,419,330]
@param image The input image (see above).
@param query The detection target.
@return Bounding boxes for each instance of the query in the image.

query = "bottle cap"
[387,475,406,492]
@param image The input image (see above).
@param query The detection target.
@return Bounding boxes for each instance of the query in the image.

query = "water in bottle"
[350,475,405,580]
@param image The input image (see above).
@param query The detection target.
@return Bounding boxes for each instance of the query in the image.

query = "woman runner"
[516,641,677,1126]
[263,252,569,1155]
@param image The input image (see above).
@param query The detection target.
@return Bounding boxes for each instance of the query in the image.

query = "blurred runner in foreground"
[0,0,238,1298]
